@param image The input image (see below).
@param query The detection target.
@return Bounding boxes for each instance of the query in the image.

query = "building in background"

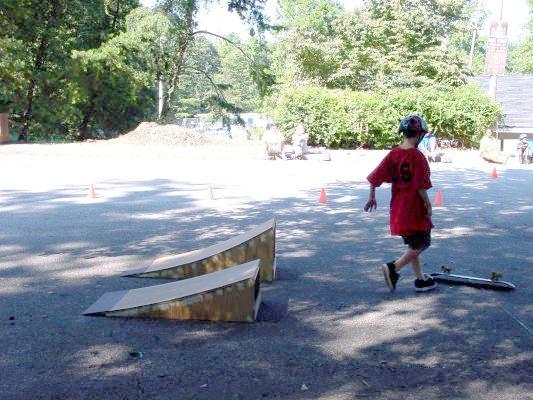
[471,75,533,153]
[178,113,270,140]
[470,8,533,155]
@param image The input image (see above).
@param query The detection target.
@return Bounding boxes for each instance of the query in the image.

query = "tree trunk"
[18,0,62,142]
[18,78,37,142]
[160,2,197,120]
[468,28,477,71]
[161,67,178,119]
[78,102,96,141]
[0,113,9,144]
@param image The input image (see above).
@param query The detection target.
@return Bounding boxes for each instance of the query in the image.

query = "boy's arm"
[365,153,393,212]
[364,185,377,212]
[417,189,432,217]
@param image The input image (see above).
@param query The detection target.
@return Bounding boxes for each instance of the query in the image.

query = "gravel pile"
[110,122,224,146]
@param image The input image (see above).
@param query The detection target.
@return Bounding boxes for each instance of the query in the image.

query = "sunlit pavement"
[1,143,532,400]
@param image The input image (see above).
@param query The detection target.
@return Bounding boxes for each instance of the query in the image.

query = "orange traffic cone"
[491,167,498,179]
[87,184,96,198]
[434,190,443,206]
[208,185,214,200]
[319,188,327,204]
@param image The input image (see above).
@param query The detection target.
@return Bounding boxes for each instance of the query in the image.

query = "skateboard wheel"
[490,272,502,281]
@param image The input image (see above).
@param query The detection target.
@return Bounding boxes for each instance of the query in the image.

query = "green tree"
[152,0,270,120]
[447,0,487,75]
[508,0,533,73]
[508,38,533,73]
[169,35,223,118]
[273,0,473,90]
[174,33,272,126]
[341,0,472,89]
[449,34,486,75]
[0,38,27,112]
[71,5,272,137]
[273,0,345,86]
[0,0,270,141]
[213,34,267,112]
[71,7,159,138]
[0,0,139,141]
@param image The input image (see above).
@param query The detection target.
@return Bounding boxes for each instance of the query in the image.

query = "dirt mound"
[110,122,223,146]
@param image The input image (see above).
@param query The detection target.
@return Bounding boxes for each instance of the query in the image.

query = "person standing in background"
[517,134,530,164]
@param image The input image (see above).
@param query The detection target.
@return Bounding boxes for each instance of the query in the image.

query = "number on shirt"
[400,162,412,182]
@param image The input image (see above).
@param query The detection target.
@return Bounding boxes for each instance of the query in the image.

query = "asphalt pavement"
[1,144,532,400]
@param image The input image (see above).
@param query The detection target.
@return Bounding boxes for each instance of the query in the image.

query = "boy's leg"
[407,234,437,292]
[381,235,422,291]
[411,256,424,280]
[381,247,419,291]
[382,232,436,292]
[381,248,418,291]
[392,248,420,271]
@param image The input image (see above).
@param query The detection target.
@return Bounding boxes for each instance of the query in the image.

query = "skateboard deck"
[430,272,516,291]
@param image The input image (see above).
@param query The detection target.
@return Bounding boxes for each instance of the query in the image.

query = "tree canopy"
[0,0,270,140]
[0,0,510,144]
[508,0,533,74]
[274,0,479,90]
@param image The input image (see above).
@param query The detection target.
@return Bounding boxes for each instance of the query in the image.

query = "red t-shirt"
[367,147,433,236]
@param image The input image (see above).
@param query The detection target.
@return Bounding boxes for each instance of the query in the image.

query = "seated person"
[263,124,285,160]
[418,132,441,162]
[291,123,309,159]
[479,129,508,164]
[517,134,530,164]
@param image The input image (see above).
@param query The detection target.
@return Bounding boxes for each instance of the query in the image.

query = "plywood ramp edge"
[83,260,261,322]
[122,219,276,282]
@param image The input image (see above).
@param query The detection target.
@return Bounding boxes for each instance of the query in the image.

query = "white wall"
[503,139,519,154]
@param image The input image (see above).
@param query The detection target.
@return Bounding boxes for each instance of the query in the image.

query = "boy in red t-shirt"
[364,114,437,292]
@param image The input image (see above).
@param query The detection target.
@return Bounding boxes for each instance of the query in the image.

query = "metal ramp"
[122,219,276,282]
[83,260,261,322]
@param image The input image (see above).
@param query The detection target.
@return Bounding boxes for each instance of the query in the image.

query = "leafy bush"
[272,86,351,146]
[271,85,501,148]
[251,126,266,139]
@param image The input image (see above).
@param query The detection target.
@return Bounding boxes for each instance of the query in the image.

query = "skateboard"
[430,265,516,291]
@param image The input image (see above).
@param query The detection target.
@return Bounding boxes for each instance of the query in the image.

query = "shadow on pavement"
[1,169,532,399]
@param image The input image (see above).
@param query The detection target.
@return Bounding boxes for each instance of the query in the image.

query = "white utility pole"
[158,35,164,120]
[468,0,482,71]
[158,74,163,120]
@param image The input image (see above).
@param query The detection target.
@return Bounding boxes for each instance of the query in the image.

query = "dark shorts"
[402,232,431,251]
